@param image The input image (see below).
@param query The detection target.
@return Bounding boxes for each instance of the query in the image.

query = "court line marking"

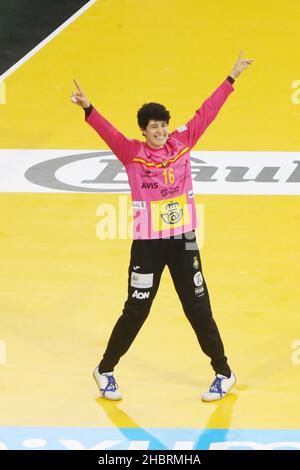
[0,0,97,81]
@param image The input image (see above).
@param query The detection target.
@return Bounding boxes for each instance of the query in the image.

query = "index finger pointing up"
[73,79,82,92]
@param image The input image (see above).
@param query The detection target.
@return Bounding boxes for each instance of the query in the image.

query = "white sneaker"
[201,372,236,402]
[93,368,122,400]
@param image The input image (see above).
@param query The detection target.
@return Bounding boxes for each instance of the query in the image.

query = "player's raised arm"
[71,79,139,164]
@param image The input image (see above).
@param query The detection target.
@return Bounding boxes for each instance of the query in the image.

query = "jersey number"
[163,168,175,185]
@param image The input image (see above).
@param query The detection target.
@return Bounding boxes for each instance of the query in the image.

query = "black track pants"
[99,231,231,376]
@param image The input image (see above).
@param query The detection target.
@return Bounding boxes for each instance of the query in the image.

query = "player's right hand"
[71,79,90,108]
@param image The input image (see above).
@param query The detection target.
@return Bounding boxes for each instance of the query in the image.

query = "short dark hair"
[137,102,171,130]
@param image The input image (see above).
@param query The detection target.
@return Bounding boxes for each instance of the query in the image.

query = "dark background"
[0,0,90,75]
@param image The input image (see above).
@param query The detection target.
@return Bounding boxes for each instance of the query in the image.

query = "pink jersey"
[86,79,234,239]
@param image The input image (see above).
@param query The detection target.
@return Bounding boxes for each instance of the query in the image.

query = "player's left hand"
[229,50,254,80]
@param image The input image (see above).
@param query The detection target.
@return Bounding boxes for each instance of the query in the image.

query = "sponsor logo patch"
[131,272,154,288]
[141,182,158,189]
[133,266,140,271]
[160,186,180,198]
[195,287,204,297]
[132,201,147,210]
[151,194,191,232]
[193,271,203,287]
[132,290,150,300]
[176,125,188,133]
[161,201,182,225]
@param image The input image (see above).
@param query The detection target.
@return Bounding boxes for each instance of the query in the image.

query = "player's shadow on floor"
[194,393,238,449]
[95,392,238,450]
[95,397,167,449]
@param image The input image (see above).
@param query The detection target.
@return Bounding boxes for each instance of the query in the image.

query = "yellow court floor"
[1,0,300,450]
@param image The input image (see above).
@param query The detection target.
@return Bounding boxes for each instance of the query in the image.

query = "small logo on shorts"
[132,290,150,300]
[193,271,203,287]
[195,286,204,297]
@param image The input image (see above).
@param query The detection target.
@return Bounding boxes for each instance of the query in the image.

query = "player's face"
[142,120,169,149]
